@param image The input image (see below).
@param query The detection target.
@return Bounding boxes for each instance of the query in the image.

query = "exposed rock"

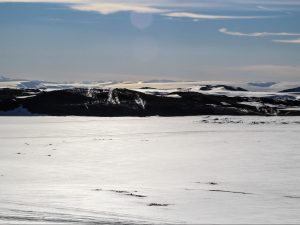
[280,87,300,93]
[107,189,146,198]
[148,203,169,207]
[209,190,252,195]
[284,195,300,199]
[1,88,300,116]
[125,193,147,198]
[109,190,131,194]
[199,85,248,92]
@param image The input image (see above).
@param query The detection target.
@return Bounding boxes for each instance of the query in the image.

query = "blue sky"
[0,0,300,81]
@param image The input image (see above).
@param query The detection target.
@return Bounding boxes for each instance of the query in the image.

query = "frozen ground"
[0,116,300,224]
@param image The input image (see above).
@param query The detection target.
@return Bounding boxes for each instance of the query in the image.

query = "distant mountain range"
[0,75,15,82]
[248,82,277,88]
[1,76,300,92]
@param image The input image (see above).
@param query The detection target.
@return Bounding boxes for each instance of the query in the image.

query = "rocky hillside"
[0,88,300,116]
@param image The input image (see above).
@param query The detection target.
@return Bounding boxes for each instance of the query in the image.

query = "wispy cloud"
[0,0,165,14]
[273,38,300,44]
[223,0,300,6]
[257,5,273,10]
[220,28,300,44]
[1,0,299,27]
[0,0,279,18]
[0,0,80,3]
[71,3,164,15]
[164,12,267,20]
[219,28,300,37]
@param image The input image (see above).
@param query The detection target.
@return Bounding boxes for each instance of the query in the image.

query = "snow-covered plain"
[0,116,300,224]
[2,78,300,93]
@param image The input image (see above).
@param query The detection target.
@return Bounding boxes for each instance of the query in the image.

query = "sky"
[0,0,300,82]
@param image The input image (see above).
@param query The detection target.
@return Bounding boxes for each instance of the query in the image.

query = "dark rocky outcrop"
[0,88,300,116]
[280,87,300,93]
[199,85,248,92]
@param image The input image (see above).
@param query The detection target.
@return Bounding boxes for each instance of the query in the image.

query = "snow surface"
[0,116,300,224]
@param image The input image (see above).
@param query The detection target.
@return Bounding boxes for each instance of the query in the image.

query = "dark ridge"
[143,79,177,83]
[248,82,276,88]
[1,88,300,116]
[280,87,300,93]
[139,87,157,89]
[199,85,248,92]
